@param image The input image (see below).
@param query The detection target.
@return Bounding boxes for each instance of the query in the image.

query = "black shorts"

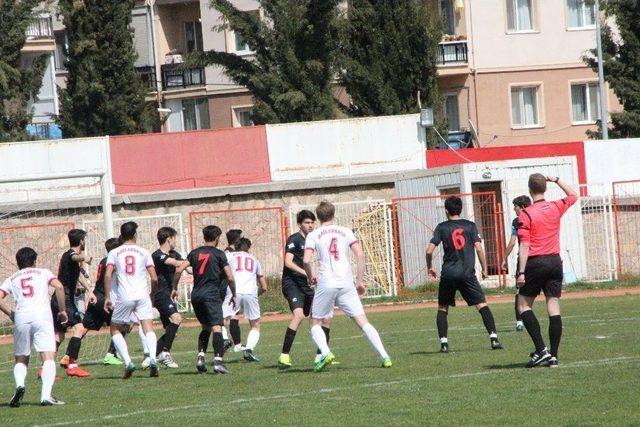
[82,295,112,331]
[282,276,314,316]
[154,292,179,328]
[438,275,486,307]
[52,297,83,332]
[192,297,223,327]
[521,254,563,298]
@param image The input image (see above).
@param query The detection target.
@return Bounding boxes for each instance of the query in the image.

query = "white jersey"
[106,244,154,302]
[0,268,55,324]
[227,251,263,296]
[305,224,358,288]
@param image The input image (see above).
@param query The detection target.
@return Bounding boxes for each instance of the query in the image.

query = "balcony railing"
[26,16,53,39]
[437,41,468,65]
[137,66,158,91]
[161,64,205,90]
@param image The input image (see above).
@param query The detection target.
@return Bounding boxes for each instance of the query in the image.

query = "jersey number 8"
[125,256,136,276]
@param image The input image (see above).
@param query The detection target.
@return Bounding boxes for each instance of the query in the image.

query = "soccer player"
[501,195,532,332]
[278,210,332,369]
[104,221,160,378]
[222,229,243,352]
[227,238,267,362]
[151,227,184,369]
[53,229,94,378]
[174,225,236,374]
[0,247,67,406]
[517,174,577,368]
[303,201,392,371]
[426,196,503,353]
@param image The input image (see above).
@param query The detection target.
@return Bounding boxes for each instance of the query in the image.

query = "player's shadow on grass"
[0,402,43,407]
[408,350,470,355]
[485,362,526,370]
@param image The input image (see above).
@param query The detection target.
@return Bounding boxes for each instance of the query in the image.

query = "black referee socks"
[66,337,82,360]
[549,315,562,358]
[521,310,546,353]
[212,332,224,358]
[436,310,448,339]
[198,329,210,354]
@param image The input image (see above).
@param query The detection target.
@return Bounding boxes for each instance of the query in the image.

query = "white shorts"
[222,287,239,318]
[14,320,56,356]
[112,297,153,325]
[311,286,364,319]
[237,294,261,321]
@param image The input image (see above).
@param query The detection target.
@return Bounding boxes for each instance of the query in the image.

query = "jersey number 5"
[452,228,466,251]
[329,238,340,261]
[197,253,211,275]
[20,277,34,298]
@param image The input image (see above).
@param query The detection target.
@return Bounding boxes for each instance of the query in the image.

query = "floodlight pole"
[595,0,609,140]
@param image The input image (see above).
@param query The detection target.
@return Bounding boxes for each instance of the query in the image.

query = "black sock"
[161,323,179,353]
[521,310,546,353]
[549,315,562,358]
[230,319,241,345]
[198,329,210,354]
[479,306,497,336]
[212,332,224,358]
[66,337,82,361]
[515,294,522,321]
[156,335,166,357]
[282,328,297,354]
[436,310,448,339]
[322,326,330,344]
[108,339,117,355]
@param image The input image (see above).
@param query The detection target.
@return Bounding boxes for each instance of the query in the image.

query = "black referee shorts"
[520,254,563,298]
[438,275,486,307]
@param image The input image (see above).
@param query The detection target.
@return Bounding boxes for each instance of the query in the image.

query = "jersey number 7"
[197,253,211,275]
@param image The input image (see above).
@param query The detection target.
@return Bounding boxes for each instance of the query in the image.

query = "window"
[185,21,203,53]
[233,31,252,54]
[182,98,210,131]
[506,0,534,32]
[567,0,595,29]
[54,32,68,71]
[511,86,540,128]
[233,107,254,127]
[440,0,456,35]
[444,95,460,131]
[571,82,600,123]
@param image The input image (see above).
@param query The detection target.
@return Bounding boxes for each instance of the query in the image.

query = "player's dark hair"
[236,237,252,252]
[316,201,335,222]
[120,221,138,241]
[105,237,121,253]
[16,247,37,269]
[444,196,463,216]
[512,195,532,209]
[68,229,86,247]
[297,209,316,224]
[528,173,547,195]
[157,227,177,245]
[226,229,242,246]
[203,225,222,243]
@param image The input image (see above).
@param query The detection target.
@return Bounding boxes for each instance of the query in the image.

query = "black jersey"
[58,248,81,297]
[152,249,183,294]
[94,257,108,296]
[430,219,482,279]
[187,246,229,299]
[282,232,306,279]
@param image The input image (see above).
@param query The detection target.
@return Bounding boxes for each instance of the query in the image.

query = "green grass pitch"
[1,295,639,426]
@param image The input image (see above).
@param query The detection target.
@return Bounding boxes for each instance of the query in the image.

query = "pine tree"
[337,0,442,119]
[0,0,48,142]
[190,0,340,124]
[57,0,151,137]
[584,0,640,138]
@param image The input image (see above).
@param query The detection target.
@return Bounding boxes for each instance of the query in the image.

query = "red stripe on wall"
[426,141,587,184]
[109,126,271,194]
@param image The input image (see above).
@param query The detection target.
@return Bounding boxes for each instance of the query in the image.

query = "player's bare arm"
[71,253,92,265]
[302,248,316,285]
[547,176,578,198]
[171,260,190,301]
[502,235,517,270]
[258,275,267,296]
[351,242,367,296]
[474,242,488,279]
[49,278,69,325]
[284,252,307,277]
[103,264,115,312]
[0,290,14,322]
[426,243,437,278]
[147,266,158,297]
[516,243,529,287]
[223,265,237,307]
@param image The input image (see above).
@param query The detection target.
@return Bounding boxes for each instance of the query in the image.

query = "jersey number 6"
[452,228,466,251]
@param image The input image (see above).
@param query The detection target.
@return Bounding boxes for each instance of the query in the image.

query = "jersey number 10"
[235,255,255,272]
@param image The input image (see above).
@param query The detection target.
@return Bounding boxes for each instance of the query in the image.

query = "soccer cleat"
[381,357,393,368]
[66,365,91,378]
[213,360,229,374]
[314,354,322,364]
[9,386,25,408]
[41,397,65,406]
[232,344,245,353]
[547,357,559,368]
[516,321,524,332]
[243,349,260,362]
[526,349,552,368]
[123,362,137,379]
[196,353,207,373]
[278,354,292,369]
[314,352,335,372]
[59,355,70,368]
[159,352,179,369]
[223,339,233,352]
[149,361,159,378]
[103,353,123,366]
[491,338,504,350]
[141,356,152,370]
[440,343,449,353]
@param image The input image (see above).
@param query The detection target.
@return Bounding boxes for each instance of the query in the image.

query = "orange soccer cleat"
[66,365,91,378]
[59,355,70,368]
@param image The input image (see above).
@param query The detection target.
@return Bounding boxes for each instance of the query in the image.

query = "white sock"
[440,337,448,344]
[490,333,498,339]
[111,333,132,366]
[362,323,389,360]
[222,326,229,340]
[246,329,260,350]
[13,362,27,388]
[311,325,330,357]
[41,360,55,402]
[145,331,157,362]
[138,325,149,356]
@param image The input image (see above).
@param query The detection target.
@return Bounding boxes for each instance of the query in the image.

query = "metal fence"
[579,184,617,282]
[612,179,640,276]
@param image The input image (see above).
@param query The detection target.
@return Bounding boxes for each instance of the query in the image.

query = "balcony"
[437,40,468,65]
[161,63,205,90]
[137,66,158,91]
[26,16,53,39]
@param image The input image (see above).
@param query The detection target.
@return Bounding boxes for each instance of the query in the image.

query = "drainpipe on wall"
[466,0,481,146]
[146,0,166,131]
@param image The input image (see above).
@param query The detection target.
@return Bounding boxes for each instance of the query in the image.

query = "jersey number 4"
[329,238,340,261]
[452,228,466,251]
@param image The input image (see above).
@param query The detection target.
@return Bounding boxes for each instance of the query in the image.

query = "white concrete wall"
[266,114,425,181]
[585,138,640,195]
[0,137,110,204]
